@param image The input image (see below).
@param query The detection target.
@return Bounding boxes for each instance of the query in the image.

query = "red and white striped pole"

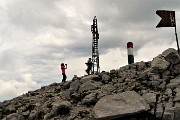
[127,42,134,64]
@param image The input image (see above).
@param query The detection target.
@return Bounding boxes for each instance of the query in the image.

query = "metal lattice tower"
[91,16,100,73]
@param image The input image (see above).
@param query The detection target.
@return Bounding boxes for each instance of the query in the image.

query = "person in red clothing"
[61,63,67,82]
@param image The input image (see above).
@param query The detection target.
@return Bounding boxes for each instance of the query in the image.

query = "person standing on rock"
[85,58,93,75]
[61,63,67,82]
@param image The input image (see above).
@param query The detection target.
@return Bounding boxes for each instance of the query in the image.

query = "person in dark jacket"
[85,58,93,75]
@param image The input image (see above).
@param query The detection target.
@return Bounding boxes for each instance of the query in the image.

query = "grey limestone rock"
[162,48,180,65]
[81,92,98,105]
[2,113,17,120]
[151,55,170,73]
[28,109,39,120]
[139,68,151,80]
[59,89,73,100]
[4,104,16,114]
[171,63,180,76]
[62,81,71,89]
[149,73,161,81]
[80,75,100,83]
[136,61,147,71]
[93,91,150,120]
[78,80,102,93]
[70,81,81,93]
[101,74,111,84]
[166,76,180,89]
[52,100,72,110]
[174,107,180,120]
[2,113,24,120]
[44,100,72,119]
[155,103,164,119]
[142,92,156,106]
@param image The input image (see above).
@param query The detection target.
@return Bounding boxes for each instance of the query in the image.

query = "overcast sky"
[0,0,180,102]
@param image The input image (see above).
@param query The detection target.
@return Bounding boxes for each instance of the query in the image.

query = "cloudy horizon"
[0,0,180,102]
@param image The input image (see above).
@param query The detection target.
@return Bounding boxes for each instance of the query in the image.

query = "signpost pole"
[127,42,134,64]
[175,25,180,53]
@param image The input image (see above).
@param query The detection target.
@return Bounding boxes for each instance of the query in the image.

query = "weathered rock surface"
[93,91,150,120]
[1,48,180,120]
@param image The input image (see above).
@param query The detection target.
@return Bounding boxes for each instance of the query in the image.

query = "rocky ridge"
[1,48,180,120]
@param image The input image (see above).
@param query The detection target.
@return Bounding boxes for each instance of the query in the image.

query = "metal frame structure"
[91,16,100,73]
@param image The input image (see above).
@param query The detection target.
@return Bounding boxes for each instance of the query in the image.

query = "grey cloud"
[6,0,178,61]
[92,0,180,23]
[0,49,25,71]
[6,0,68,32]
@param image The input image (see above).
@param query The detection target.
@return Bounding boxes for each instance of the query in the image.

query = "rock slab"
[93,91,150,120]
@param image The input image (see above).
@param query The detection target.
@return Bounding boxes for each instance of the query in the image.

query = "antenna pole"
[91,16,100,73]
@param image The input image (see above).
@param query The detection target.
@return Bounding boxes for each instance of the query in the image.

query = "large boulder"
[139,68,151,80]
[171,63,180,76]
[82,92,98,106]
[163,102,175,120]
[162,48,180,65]
[101,74,112,84]
[80,75,101,83]
[135,61,147,71]
[78,80,102,93]
[70,81,81,93]
[166,76,180,89]
[52,100,72,111]
[2,113,26,120]
[44,100,72,120]
[142,92,156,106]
[59,89,73,99]
[174,107,180,120]
[93,91,150,120]
[151,55,170,73]
[62,81,71,89]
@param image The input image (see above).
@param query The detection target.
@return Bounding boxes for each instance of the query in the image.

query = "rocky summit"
[1,48,180,120]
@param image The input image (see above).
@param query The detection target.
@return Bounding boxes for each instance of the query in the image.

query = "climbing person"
[61,63,67,82]
[85,58,93,75]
